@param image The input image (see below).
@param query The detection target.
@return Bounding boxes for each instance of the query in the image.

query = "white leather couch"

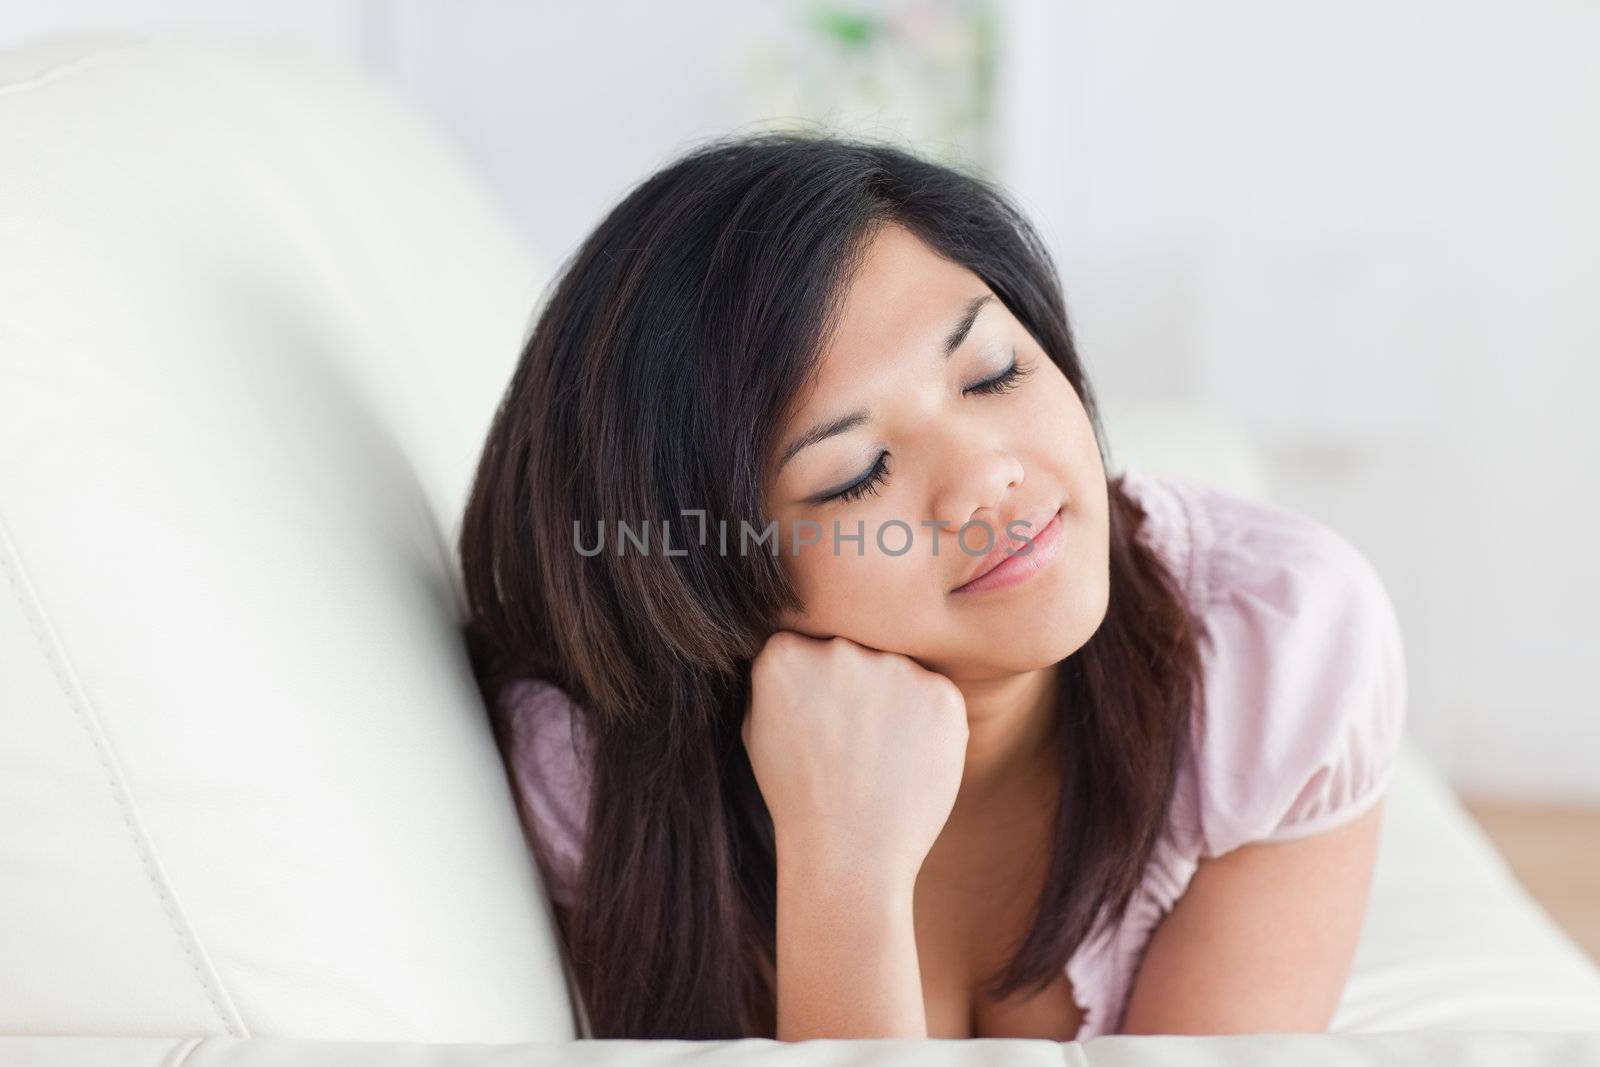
[3,30,1598,1066]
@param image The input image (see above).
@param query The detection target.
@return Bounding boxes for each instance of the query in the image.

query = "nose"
[931,446,1025,545]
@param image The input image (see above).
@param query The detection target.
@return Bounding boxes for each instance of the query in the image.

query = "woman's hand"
[741,629,969,894]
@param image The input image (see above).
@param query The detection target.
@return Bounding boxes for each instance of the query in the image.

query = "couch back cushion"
[0,31,577,1041]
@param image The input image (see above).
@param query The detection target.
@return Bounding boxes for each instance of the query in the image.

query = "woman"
[458,131,1407,1042]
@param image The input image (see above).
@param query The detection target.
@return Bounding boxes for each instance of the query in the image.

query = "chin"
[962,605,1078,667]
[1012,567,1107,661]
[1021,623,1098,669]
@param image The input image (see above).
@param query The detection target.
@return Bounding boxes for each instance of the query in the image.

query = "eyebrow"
[776,293,994,472]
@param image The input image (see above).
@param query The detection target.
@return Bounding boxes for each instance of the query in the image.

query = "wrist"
[775,834,918,905]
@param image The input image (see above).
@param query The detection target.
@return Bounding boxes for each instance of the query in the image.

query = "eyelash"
[965,352,1033,398]
[821,353,1034,505]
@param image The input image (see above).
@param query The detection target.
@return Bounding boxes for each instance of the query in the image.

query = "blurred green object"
[737,0,997,176]
[811,7,881,48]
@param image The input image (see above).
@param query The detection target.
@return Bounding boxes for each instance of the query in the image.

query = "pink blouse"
[495,469,1409,1041]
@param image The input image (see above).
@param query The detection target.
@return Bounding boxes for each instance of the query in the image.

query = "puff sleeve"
[1187,489,1408,860]
[496,677,594,909]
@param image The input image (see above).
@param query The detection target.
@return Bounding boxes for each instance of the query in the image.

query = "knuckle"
[755,630,797,666]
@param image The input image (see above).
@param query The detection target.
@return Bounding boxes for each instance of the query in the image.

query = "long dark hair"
[458,130,1204,1039]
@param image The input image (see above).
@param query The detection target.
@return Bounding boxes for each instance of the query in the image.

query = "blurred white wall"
[0,0,372,62]
[5,0,1597,801]
[996,0,1600,802]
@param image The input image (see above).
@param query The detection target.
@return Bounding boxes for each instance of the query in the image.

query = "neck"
[947,660,1062,819]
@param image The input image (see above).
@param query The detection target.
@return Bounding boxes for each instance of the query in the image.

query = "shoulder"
[495,677,594,906]
[1167,482,1409,859]
[1118,469,1206,615]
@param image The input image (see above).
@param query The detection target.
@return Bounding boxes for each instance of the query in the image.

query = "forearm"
[774,843,926,1041]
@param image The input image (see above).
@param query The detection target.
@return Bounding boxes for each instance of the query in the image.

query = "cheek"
[1037,371,1101,472]
[782,536,936,630]
[1037,369,1085,426]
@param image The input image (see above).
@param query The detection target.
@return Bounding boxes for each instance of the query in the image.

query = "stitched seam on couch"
[0,505,247,1036]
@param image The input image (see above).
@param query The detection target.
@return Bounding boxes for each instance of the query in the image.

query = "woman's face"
[763,222,1110,680]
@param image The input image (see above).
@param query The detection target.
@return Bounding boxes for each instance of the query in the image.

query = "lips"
[952,505,1062,591]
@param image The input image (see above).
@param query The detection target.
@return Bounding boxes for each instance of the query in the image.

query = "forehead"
[821,224,984,374]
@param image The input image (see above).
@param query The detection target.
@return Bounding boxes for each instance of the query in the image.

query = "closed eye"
[962,349,1032,397]
[810,348,1034,506]
[821,451,891,505]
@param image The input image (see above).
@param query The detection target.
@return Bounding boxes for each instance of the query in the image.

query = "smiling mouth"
[950,506,1066,595]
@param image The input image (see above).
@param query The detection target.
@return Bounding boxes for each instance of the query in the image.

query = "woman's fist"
[741,631,969,891]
